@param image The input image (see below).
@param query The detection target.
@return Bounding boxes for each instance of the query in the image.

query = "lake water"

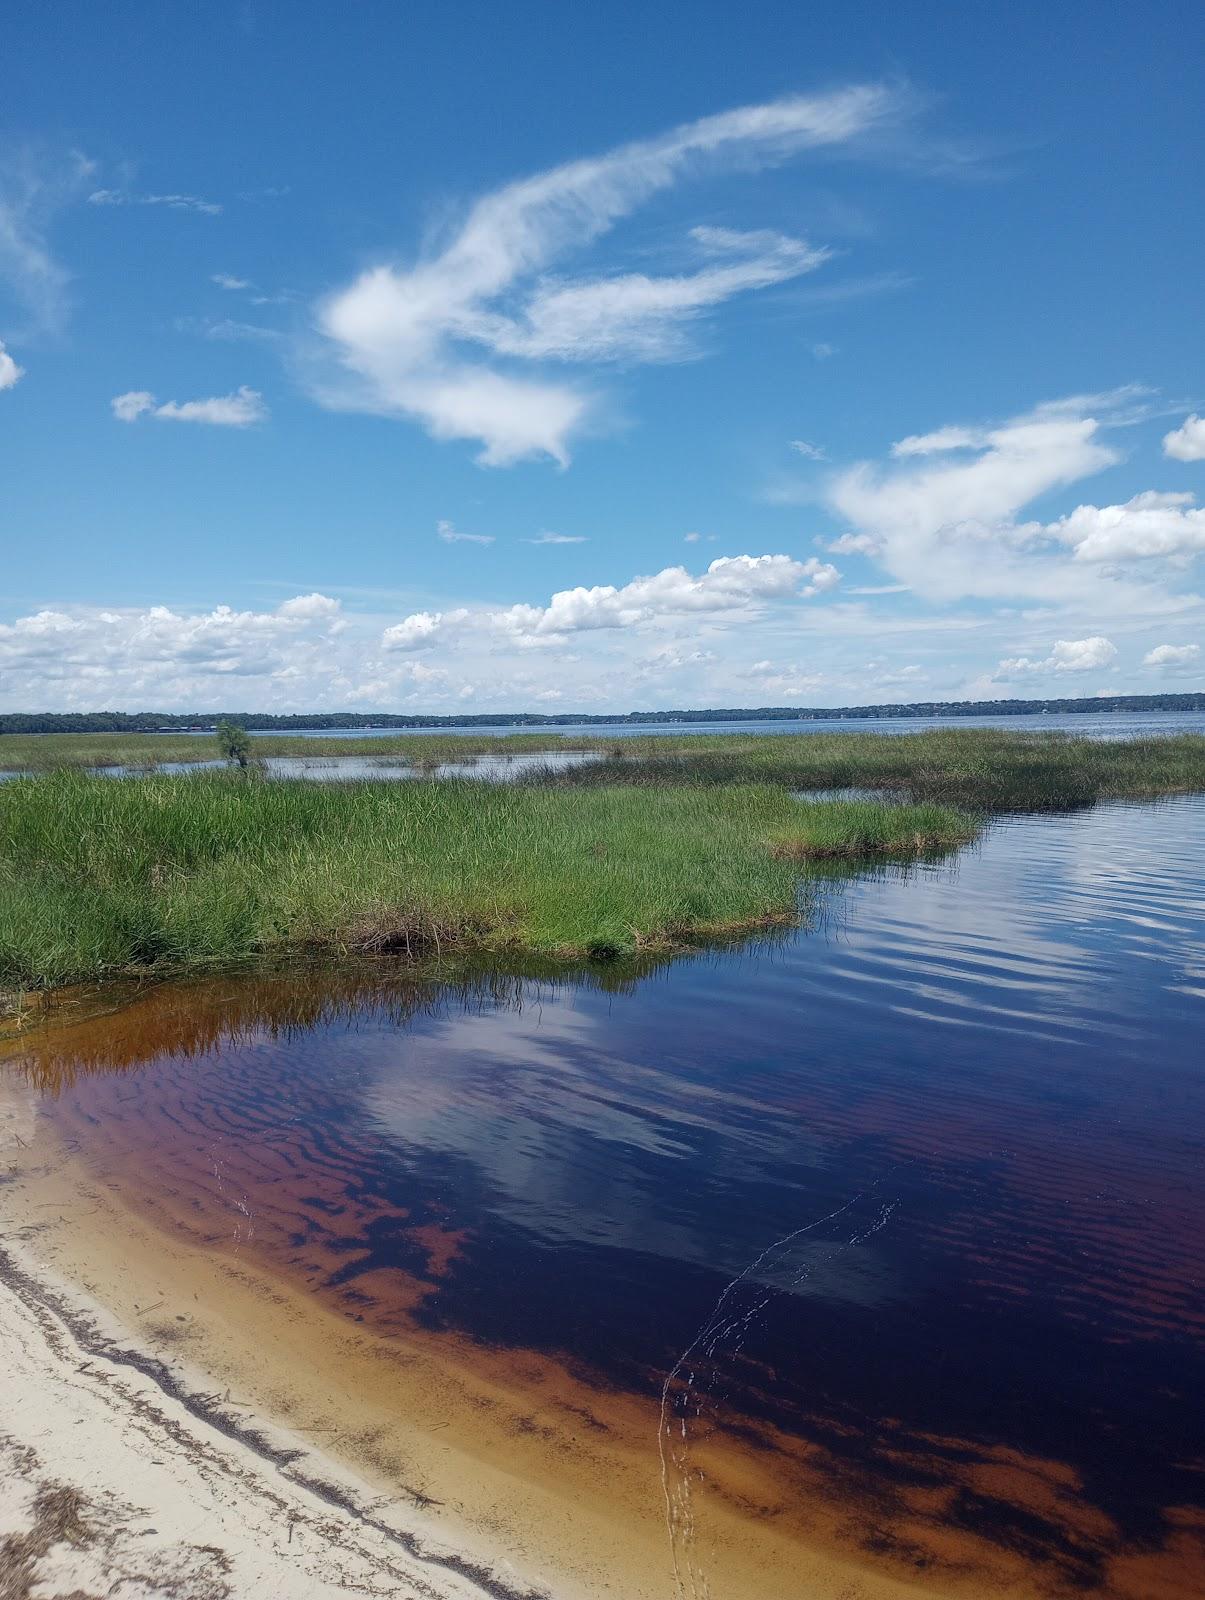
[234,709,1205,740]
[8,794,1205,1597]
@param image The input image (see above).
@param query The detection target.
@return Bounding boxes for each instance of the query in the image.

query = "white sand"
[0,1229,549,1600]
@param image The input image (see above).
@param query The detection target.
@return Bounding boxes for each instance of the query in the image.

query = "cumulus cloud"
[314,85,904,465]
[997,636,1118,677]
[437,519,493,545]
[1163,414,1205,463]
[1143,642,1200,669]
[1041,490,1205,562]
[0,595,343,704]
[111,385,268,426]
[381,552,839,655]
[382,609,470,651]
[0,340,23,390]
[89,188,222,216]
[823,389,1192,603]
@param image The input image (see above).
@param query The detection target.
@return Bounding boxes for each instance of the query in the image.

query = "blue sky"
[2,0,1203,711]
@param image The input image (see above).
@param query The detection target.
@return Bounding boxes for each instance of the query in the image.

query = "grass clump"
[768,799,977,859]
[0,771,977,991]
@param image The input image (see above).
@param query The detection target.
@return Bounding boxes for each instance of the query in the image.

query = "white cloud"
[89,188,222,216]
[381,609,469,652]
[0,595,342,704]
[111,385,268,426]
[811,342,836,360]
[0,340,23,390]
[824,390,1176,602]
[997,636,1118,677]
[523,531,588,544]
[1163,414,1205,463]
[111,390,156,422]
[1143,642,1200,668]
[212,272,250,290]
[789,439,827,460]
[382,552,840,656]
[437,519,494,545]
[1041,490,1205,562]
[276,592,342,620]
[482,227,829,363]
[890,425,983,457]
[314,85,904,465]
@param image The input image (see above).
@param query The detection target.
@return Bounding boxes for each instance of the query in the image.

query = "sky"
[2,0,1204,714]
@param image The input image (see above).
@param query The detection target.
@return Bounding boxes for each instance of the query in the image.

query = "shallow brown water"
[6,798,1205,1598]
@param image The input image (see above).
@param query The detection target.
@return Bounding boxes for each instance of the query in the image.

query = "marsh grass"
[768,799,979,859]
[6,727,1205,814]
[0,771,976,989]
[542,729,1205,811]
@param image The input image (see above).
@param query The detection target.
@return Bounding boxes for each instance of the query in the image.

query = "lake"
[233,709,1205,740]
[5,793,1204,1598]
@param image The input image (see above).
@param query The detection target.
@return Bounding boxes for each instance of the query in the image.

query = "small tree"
[216,719,250,768]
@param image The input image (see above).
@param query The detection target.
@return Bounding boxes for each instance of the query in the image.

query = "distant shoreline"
[4,691,1204,735]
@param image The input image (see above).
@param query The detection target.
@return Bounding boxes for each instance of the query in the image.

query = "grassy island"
[4,726,1204,997]
[541,728,1205,810]
[0,771,976,991]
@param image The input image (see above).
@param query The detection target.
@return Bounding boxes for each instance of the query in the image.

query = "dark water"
[14,796,1205,1594]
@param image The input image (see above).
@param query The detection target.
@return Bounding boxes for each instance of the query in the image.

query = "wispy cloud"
[0,146,94,335]
[789,438,827,460]
[111,385,268,426]
[212,272,250,290]
[314,84,909,467]
[89,188,222,216]
[523,531,588,544]
[437,519,494,545]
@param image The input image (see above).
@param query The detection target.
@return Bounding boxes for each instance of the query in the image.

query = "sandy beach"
[1,1065,960,1600]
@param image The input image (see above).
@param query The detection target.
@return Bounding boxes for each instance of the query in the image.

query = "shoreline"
[0,1234,547,1600]
[0,1068,987,1600]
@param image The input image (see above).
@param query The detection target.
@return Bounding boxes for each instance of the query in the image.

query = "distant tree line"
[3,692,1204,736]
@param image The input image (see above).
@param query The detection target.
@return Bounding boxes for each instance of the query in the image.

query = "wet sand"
[4,1055,1200,1600]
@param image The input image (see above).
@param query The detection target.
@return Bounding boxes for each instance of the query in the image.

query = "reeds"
[538,729,1205,811]
[0,771,976,990]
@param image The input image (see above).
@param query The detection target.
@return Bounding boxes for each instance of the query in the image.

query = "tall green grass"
[542,729,1205,811]
[0,771,976,990]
